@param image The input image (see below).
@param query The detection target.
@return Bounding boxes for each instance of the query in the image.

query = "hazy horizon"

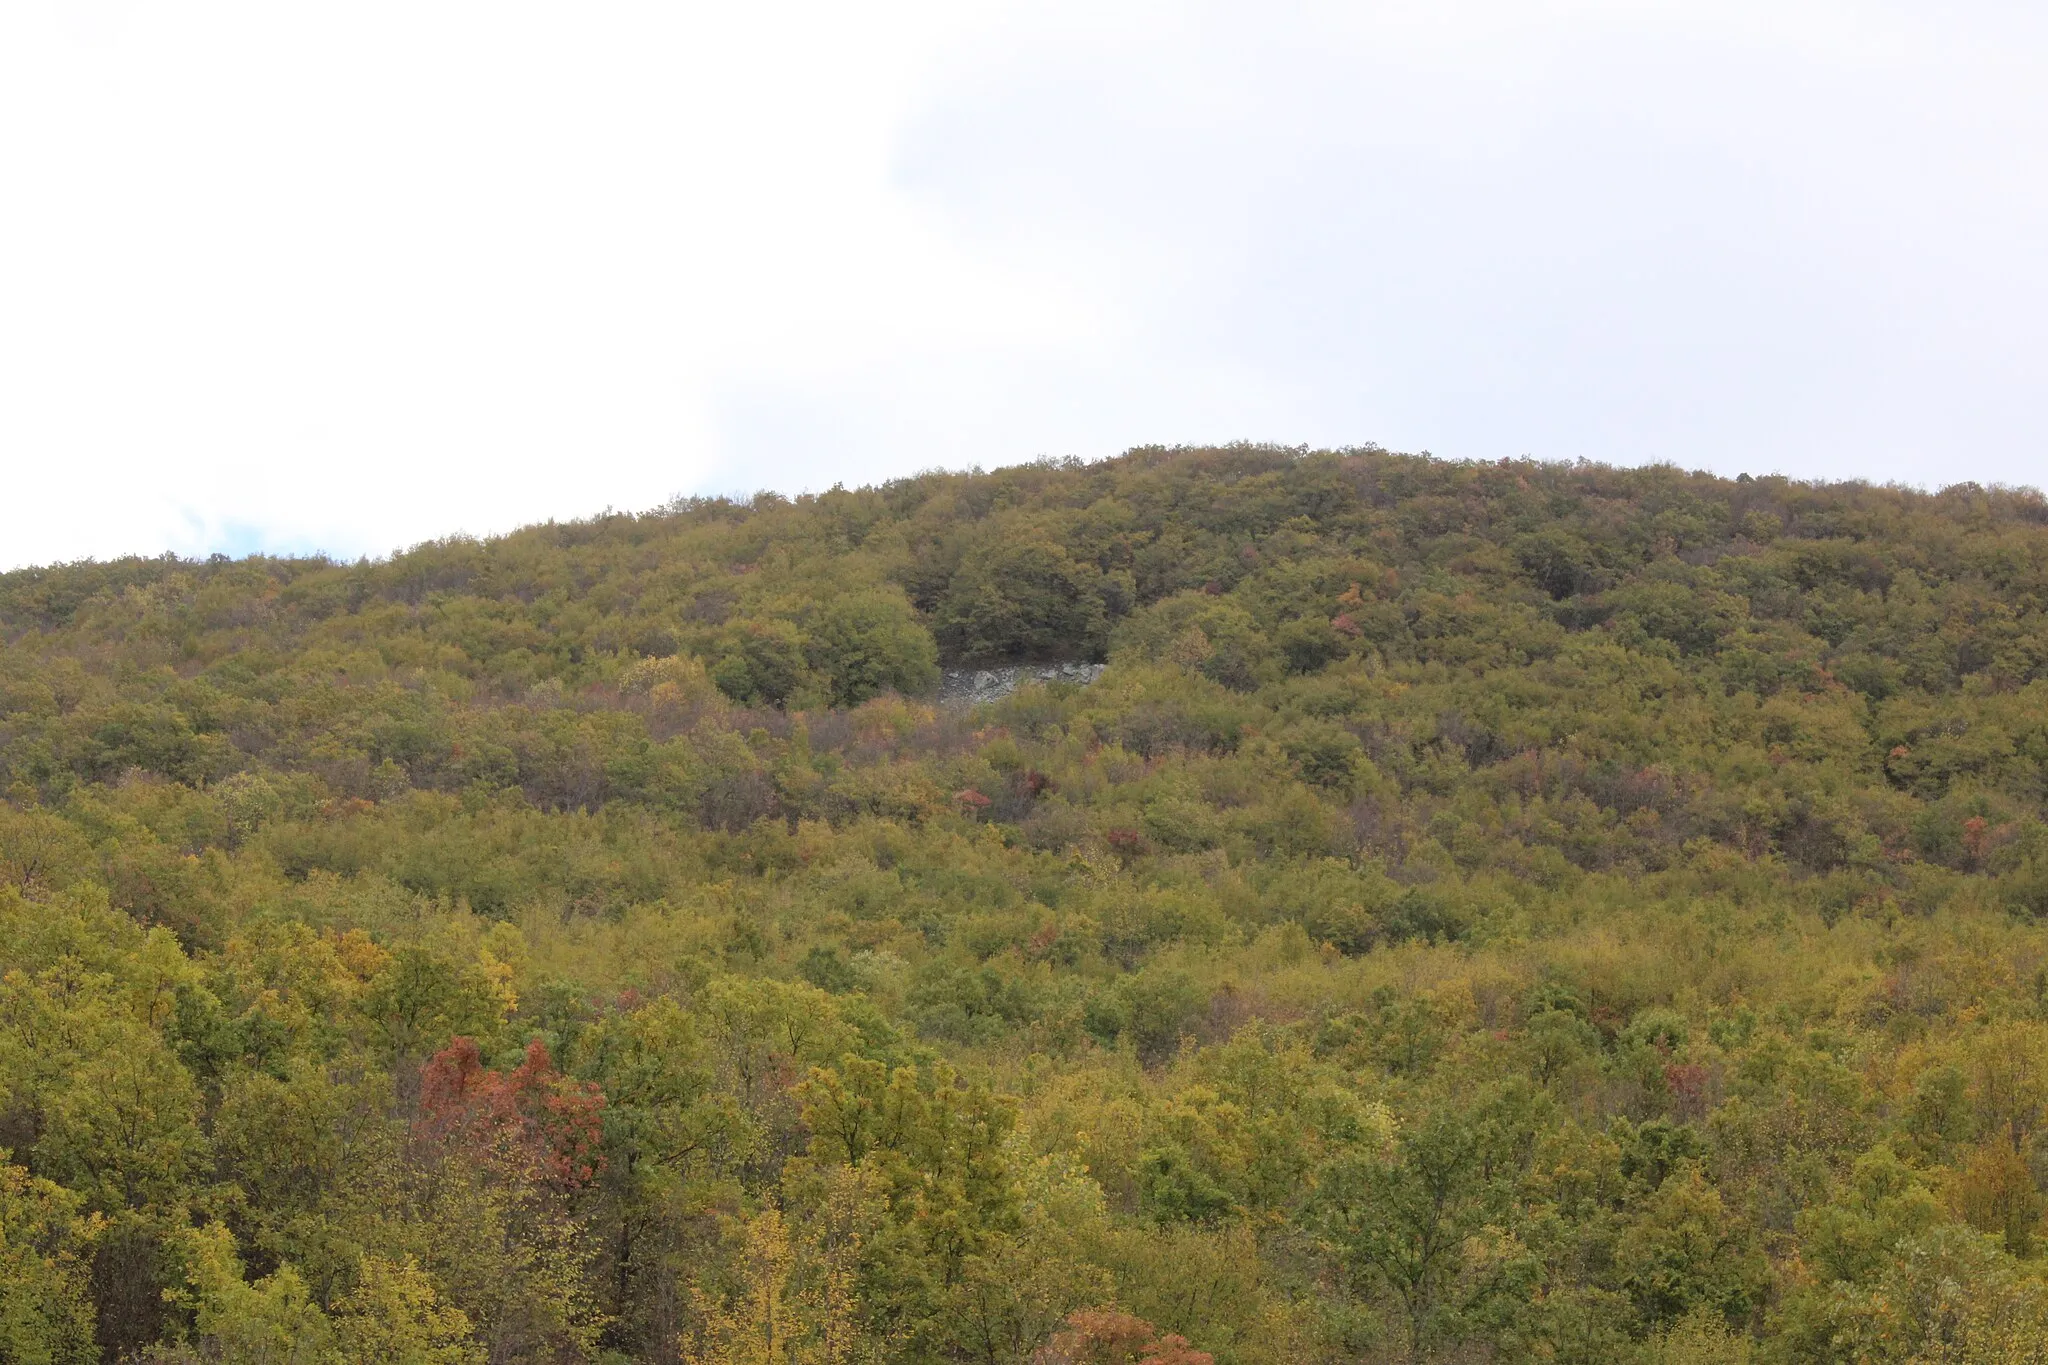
[6,1,2046,569]
[11,444,2048,574]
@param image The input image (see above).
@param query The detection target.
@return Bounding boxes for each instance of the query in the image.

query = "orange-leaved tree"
[419,1037,606,1189]
[1031,1309,1214,1365]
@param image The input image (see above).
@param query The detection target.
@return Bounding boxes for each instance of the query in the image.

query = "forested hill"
[5,445,2048,1362]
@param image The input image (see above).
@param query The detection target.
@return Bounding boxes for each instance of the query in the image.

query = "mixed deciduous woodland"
[6,445,2048,1362]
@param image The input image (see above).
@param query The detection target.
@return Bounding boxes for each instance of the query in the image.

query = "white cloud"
[0,1,1071,563]
[3,2,2045,568]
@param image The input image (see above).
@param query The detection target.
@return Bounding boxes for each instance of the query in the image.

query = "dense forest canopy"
[5,444,2048,1362]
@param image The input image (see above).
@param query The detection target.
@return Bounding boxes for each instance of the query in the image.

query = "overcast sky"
[4,1,2045,568]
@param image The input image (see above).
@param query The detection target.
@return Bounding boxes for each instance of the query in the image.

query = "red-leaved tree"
[1031,1309,1214,1365]
[419,1037,606,1189]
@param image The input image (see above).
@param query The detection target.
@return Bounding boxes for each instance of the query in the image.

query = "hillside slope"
[5,445,2048,1362]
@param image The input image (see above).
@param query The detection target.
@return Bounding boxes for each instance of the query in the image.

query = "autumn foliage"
[419,1037,606,1189]
[7,446,2048,1361]
[1032,1311,1213,1365]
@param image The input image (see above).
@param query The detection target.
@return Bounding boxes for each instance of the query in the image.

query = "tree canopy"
[6,444,2048,1361]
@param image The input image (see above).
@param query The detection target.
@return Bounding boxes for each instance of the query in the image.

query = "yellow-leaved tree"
[682,1181,875,1365]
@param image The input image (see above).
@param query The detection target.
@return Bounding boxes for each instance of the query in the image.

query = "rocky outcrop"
[937,661,1105,707]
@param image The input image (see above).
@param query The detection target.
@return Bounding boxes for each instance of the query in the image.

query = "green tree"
[1613,1162,1767,1332]
[1312,1091,1538,1362]
[0,1158,100,1365]
[358,945,510,1065]
[808,592,940,707]
[936,537,1110,664]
